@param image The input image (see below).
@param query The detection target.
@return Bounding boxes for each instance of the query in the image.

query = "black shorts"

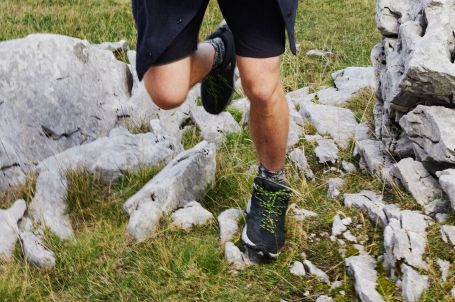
[143,0,286,67]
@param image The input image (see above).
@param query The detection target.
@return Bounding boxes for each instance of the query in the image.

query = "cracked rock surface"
[0,34,136,190]
[124,141,216,241]
[29,127,181,239]
[346,254,385,302]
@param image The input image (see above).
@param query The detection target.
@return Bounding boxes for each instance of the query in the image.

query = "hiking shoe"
[241,177,292,263]
[201,23,236,115]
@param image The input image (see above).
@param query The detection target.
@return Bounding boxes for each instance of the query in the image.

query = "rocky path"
[1,2,455,297]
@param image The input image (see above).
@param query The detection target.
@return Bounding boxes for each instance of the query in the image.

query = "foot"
[201,22,236,115]
[241,177,291,263]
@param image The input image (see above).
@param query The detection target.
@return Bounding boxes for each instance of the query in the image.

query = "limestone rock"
[355,139,394,177]
[171,201,213,231]
[437,259,450,282]
[342,161,357,173]
[218,208,243,245]
[306,49,334,58]
[0,199,27,259]
[399,106,455,164]
[424,199,451,217]
[289,261,306,276]
[0,34,135,190]
[317,67,376,106]
[345,254,385,302]
[327,178,344,199]
[344,191,387,226]
[390,158,442,205]
[315,138,339,164]
[303,260,331,285]
[343,231,357,243]
[124,141,216,241]
[127,202,161,242]
[224,242,250,269]
[315,295,333,302]
[288,148,314,180]
[300,102,359,149]
[436,169,455,211]
[190,106,241,144]
[20,232,56,269]
[288,203,318,222]
[401,264,429,302]
[332,214,347,237]
[440,225,455,246]
[287,87,315,109]
[29,128,181,239]
[288,120,303,148]
[92,40,128,53]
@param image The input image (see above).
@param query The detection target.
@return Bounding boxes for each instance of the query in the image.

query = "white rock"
[306,49,334,58]
[315,138,339,164]
[288,148,314,180]
[401,264,429,302]
[424,199,451,217]
[171,201,213,231]
[343,231,357,243]
[303,260,331,285]
[127,202,162,242]
[344,191,387,226]
[300,102,359,149]
[317,67,376,106]
[342,161,357,173]
[218,208,243,245]
[327,178,344,199]
[20,232,55,269]
[190,106,241,144]
[440,225,455,246]
[315,295,333,302]
[437,259,450,282]
[355,139,394,177]
[345,255,385,302]
[92,40,128,52]
[224,242,250,269]
[330,280,343,290]
[332,214,347,237]
[400,106,455,164]
[124,141,216,241]
[451,287,455,298]
[436,169,455,211]
[289,261,306,276]
[29,128,181,239]
[288,203,318,221]
[0,199,27,259]
[390,158,442,206]
[0,34,136,190]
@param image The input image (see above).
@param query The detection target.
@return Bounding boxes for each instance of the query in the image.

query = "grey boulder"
[20,231,56,269]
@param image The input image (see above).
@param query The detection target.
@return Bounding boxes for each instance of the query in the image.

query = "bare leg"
[143,42,215,110]
[237,56,289,172]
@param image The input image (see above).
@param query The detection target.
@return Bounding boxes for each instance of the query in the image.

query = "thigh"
[218,0,286,58]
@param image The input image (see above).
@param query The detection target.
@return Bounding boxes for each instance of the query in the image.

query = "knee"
[242,78,280,107]
[144,79,188,110]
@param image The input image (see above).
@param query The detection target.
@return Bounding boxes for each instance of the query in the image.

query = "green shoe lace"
[254,184,290,233]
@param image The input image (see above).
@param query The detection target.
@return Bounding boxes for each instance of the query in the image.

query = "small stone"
[303,260,331,285]
[436,213,449,223]
[332,214,347,237]
[342,217,352,226]
[343,231,357,243]
[288,148,314,180]
[315,138,339,164]
[342,161,357,173]
[327,178,344,199]
[20,232,56,269]
[0,199,27,259]
[390,158,442,206]
[224,242,250,269]
[218,208,243,245]
[440,225,455,246]
[289,203,318,221]
[306,49,334,58]
[401,264,429,302]
[437,259,450,282]
[289,261,306,276]
[315,295,333,302]
[345,255,385,302]
[451,287,455,298]
[171,201,213,231]
[330,280,343,290]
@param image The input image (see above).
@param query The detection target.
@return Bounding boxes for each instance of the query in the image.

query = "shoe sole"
[241,225,280,263]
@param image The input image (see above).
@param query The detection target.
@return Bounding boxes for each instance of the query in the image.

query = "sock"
[258,163,285,183]
[206,37,225,69]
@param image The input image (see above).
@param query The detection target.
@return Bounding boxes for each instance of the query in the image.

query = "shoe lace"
[254,184,290,233]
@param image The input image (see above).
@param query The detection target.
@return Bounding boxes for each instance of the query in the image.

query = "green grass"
[2,0,454,301]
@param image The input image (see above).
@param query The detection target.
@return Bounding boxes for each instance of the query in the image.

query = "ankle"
[257,163,285,183]
[206,37,225,69]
